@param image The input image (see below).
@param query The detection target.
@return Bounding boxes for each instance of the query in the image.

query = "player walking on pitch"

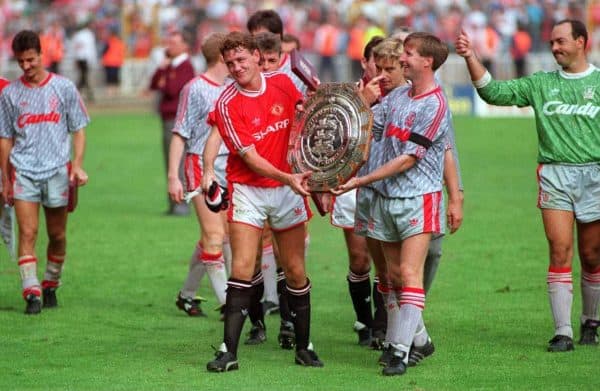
[456,19,600,351]
[0,30,89,314]
[168,33,230,318]
[203,32,322,372]
[335,32,452,376]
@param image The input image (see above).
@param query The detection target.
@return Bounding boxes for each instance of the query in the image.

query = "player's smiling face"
[549,23,583,70]
[400,41,431,82]
[375,58,405,92]
[16,49,44,82]
[224,46,261,89]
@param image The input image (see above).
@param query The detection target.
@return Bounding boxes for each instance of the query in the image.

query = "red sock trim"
[401,287,426,295]
[548,266,572,274]
[22,286,41,299]
[200,250,223,262]
[47,254,65,263]
[18,256,37,266]
[41,280,59,289]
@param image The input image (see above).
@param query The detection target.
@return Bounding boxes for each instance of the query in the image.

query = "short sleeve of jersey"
[63,80,90,132]
[0,93,15,138]
[211,91,253,155]
[173,81,207,140]
[371,98,388,141]
[477,73,538,108]
[403,91,448,159]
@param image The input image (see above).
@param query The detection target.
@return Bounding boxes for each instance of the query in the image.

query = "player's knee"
[19,225,38,245]
[580,245,600,269]
[283,264,305,286]
[349,254,370,275]
[398,264,421,287]
[548,241,572,267]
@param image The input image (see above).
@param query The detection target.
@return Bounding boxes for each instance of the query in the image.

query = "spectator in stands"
[313,10,343,82]
[101,26,126,97]
[511,21,532,77]
[72,21,97,102]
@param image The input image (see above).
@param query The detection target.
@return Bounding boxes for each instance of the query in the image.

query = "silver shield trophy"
[288,83,373,213]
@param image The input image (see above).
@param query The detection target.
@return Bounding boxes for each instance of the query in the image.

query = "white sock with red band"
[395,287,426,363]
[181,242,206,298]
[42,254,65,289]
[201,249,227,306]
[547,266,573,338]
[581,266,600,323]
[19,255,41,298]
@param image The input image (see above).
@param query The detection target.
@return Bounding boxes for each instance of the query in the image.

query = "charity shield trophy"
[288,52,373,214]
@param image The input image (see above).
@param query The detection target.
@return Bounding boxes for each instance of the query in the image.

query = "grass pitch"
[0,113,598,390]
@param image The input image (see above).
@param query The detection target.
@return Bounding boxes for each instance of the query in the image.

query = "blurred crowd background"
[0,0,598,101]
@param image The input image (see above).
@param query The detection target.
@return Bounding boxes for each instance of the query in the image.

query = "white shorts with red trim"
[368,191,444,242]
[537,163,600,223]
[184,153,227,192]
[354,187,377,237]
[331,189,356,229]
[229,183,312,230]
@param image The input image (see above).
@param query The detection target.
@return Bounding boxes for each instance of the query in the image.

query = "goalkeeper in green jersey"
[456,19,600,352]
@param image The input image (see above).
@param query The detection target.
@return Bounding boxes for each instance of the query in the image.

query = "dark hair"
[173,30,194,49]
[404,32,449,71]
[255,32,281,54]
[554,19,588,47]
[247,10,284,38]
[12,30,41,55]
[282,33,301,50]
[220,31,258,56]
[363,36,385,60]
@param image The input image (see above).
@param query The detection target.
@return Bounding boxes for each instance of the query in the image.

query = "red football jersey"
[209,72,302,187]
[0,77,9,92]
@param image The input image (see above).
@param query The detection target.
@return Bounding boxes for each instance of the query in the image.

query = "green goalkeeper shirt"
[476,65,600,164]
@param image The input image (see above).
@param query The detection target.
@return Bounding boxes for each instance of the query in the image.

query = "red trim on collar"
[20,72,53,88]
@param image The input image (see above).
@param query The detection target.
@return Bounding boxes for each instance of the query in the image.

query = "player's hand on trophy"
[70,166,88,186]
[359,75,383,106]
[331,176,361,195]
[287,171,312,196]
[455,29,474,58]
[168,176,184,204]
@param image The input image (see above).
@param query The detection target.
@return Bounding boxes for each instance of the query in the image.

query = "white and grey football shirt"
[370,84,449,198]
[0,73,89,180]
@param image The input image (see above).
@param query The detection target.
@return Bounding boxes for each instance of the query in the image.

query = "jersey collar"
[559,64,596,79]
[236,73,266,97]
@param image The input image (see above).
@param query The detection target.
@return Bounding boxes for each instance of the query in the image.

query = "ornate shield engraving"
[289,83,373,192]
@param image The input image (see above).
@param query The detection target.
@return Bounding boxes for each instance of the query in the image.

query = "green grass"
[0,113,598,390]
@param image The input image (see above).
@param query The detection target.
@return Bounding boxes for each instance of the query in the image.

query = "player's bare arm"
[455,29,487,82]
[71,129,88,186]
[201,126,222,192]
[443,149,463,234]
[333,154,417,194]
[167,133,187,203]
[0,137,14,204]
[241,145,311,196]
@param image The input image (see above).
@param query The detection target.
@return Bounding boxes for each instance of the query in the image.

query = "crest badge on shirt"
[583,86,595,100]
[49,95,59,111]
[271,103,284,116]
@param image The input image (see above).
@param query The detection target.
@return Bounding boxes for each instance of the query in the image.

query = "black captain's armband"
[408,133,433,149]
